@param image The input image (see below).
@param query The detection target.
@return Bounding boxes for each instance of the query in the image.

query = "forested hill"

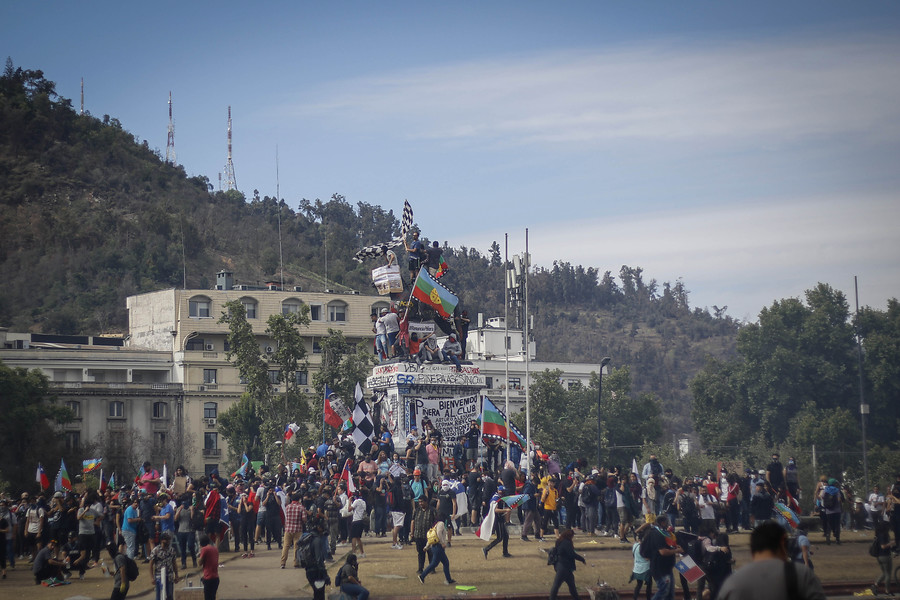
[0,61,740,436]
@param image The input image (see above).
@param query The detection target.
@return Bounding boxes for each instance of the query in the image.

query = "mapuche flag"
[412,266,457,318]
[480,396,528,451]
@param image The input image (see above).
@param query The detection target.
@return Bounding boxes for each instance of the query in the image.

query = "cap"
[758,470,766,475]
[53,491,64,499]
[308,468,317,474]
[413,469,422,475]
[380,308,388,314]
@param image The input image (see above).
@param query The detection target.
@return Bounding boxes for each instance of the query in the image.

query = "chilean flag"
[324,385,343,429]
[36,464,50,490]
[675,556,705,584]
[284,423,299,441]
[339,459,356,493]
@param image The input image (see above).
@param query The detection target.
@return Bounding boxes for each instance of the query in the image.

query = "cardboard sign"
[173,476,187,495]
[372,265,404,295]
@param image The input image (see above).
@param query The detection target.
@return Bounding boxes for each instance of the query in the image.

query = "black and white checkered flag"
[400,199,413,237]
[351,382,374,456]
[353,237,404,263]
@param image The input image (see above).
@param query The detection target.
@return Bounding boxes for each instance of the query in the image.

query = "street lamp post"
[598,357,611,469]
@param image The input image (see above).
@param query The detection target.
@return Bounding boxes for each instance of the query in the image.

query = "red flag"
[284,423,299,441]
[99,469,108,493]
[324,386,343,429]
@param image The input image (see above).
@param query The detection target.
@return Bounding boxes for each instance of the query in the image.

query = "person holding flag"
[480,486,513,559]
[640,514,683,600]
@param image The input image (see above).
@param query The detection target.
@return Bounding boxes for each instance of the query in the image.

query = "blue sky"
[4,1,899,321]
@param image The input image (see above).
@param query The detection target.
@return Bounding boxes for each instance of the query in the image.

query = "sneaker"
[79,573,85,580]
[482,548,488,560]
[417,574,424,584]
[502,553,513,558]
[360,553,366,558]
[446,579,457,585]
[521,537,531,542]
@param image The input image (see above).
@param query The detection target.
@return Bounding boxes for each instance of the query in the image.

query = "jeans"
[584,505,598,534]
[341,582,369,600]
[441,351,461,371]
[177,531,196,567]
[550,567,579,600]
[202,576,220,600]
[155,577,174,600]
[122,530,137,559]
[652,572,675,600]
[420,543,452,582]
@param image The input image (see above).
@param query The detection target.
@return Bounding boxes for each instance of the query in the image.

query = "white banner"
[407,321,435,335]
[410,394,480,443]
[372,265,403,295]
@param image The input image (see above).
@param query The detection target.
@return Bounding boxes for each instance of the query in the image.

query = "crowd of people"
[3,438,900,600]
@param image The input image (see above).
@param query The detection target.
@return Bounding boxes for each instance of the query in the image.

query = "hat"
[441,480,451,490]
[591,469,599,475]
[449,334,456,340]
[413,469,422,475]
[308,468,316,474]
[380,308,388,314]
[53,491,64,499]
[758,470,766,475]
[828,478,838,486]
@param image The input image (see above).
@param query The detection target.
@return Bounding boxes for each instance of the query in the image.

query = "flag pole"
[504,233,511,465]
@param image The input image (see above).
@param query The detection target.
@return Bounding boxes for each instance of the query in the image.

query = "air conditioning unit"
[205,418,217,427]
[205,343,215,351]
[198,385,207,392]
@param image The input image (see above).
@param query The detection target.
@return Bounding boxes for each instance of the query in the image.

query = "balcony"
[202,448,221,457]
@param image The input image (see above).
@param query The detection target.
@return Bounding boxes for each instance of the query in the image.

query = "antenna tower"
[80,78,84,115]
[165,91,176,164]
[223,106,236,190]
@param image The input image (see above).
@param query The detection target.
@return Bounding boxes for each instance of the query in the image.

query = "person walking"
[148,532,179,600]
[482,493,512,559]
[548,529,586,600]
[417,520,455,585]
[107,540,130,600]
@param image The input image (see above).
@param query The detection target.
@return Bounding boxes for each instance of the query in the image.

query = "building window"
[152,402,169,419]
[508,377,521,389]
[205,464,219,476]
[312,340,322,354]
[204,432,218,450]
[328,301,347,322]
[371,302,390,317]
[567,379,581,390]
[309,304,322,321]
[204,402,218,419]
[295,371,308,386]
[66,400,81,419]
[154,431,167,448]
[203,369,217,384]
[241,297,258,319]
[186,337,205,351]
[268,370,280,384]
[282,299,302,315]
[485,377,493,389]
[189,296,211,318]
[65,431,80,451]
[109,401,125,418]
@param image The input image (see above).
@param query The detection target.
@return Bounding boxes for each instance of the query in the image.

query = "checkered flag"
[351,382,374,455]
[353,237,403,263]
[400,199,413,237]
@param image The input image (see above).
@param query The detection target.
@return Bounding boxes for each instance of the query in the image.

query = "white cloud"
[458,192,900,321]
[284,33,900,147]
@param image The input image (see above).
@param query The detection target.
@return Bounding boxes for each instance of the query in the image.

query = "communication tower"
[165,92,176,164]
[80,78,84,115]
[223,106,236,190]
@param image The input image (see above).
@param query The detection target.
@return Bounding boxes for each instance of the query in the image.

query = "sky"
[3,1,899,322]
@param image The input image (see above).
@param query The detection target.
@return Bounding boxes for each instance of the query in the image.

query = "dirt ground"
[0,526,884,599]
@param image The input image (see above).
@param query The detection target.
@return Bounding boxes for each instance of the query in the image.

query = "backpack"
[580,484,595,505]
[335,565,345,586]
[680,494,697,518]
[869,538,881,558]
[191,506,205,530]
[547,545,559,566]
[604,488,617,509]
[297,533,316,569]
[426,525,439,548]
[124,556,140,582]
[822,490,837,510]
[639,536,653,560]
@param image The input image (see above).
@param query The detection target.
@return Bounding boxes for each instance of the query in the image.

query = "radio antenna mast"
[80,78,84,115]
[276,145,284,289]
[165,92,176,164]
[223,106,236,190]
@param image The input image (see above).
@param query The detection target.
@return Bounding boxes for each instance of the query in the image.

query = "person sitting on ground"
[32,538,65,584]
[337,553,369,600]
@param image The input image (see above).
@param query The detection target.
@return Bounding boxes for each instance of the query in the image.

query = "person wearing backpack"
[818,478,843,545]
[336,553,368,600]
[546,528,585,600]
[107,540,131,600]
[417,520,456,585]
[303,517,330,600]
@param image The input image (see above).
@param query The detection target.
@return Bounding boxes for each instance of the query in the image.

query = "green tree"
[0,361,73,492]
[217,301,313,464]
[311,329,377,446]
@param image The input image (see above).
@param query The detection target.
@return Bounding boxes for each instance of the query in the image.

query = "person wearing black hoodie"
[549,528,586,600]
